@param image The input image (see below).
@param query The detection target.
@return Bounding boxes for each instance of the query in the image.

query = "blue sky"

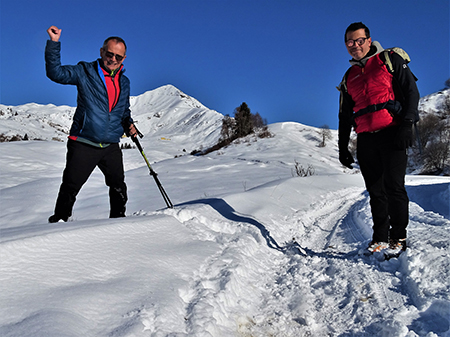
[1,0,448,129]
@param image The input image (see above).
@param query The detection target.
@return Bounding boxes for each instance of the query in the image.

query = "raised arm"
[47,26,62,42]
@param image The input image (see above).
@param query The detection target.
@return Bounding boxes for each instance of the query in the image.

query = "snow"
[1,86,449,336]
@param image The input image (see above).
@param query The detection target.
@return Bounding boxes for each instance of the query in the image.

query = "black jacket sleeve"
[338,73,355,151]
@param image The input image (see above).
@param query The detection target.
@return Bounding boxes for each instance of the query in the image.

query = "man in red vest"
[46,26,137,222]
[338,22,420,254]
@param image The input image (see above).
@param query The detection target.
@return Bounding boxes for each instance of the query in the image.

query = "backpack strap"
[382,47,412,74]
[383,51,394,73]
[337,68,351,93]
[353,100,402,119]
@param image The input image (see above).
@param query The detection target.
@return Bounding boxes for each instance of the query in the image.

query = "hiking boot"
[389,238,407,252]
[368,241,389,253]
[48,214,68,223]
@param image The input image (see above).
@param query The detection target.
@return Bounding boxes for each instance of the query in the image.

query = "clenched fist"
[47,26,62,42]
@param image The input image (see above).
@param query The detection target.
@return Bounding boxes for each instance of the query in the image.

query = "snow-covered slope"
[127,85,224,155]
[0,87,449,336]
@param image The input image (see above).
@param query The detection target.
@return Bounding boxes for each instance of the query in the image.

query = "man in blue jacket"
[46,26,136,222]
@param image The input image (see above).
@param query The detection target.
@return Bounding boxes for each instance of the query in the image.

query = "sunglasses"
[346,37,369,47]
[104,50,125,62]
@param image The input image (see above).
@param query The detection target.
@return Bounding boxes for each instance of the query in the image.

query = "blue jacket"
[45,40,131,144]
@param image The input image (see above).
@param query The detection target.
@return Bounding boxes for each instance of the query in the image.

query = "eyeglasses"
[346,37,368,47]
[104,50,125,62]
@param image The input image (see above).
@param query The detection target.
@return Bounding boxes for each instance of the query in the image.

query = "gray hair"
[102,36,127,54]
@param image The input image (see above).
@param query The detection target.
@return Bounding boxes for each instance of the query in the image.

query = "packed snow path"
[160,185,449,336]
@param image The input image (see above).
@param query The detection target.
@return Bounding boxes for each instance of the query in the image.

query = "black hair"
[102,36,127,53]
[345,22,370,42]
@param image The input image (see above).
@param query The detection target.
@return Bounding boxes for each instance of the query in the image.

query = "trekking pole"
[131,135,174,209]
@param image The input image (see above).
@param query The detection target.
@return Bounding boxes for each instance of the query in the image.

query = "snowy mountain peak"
[128,85,224,151]
[131,84,209,111]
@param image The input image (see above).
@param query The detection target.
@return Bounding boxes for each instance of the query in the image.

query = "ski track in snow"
[223,188,396,336]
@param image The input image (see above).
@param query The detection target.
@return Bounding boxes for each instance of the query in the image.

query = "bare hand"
[47,26,62,42]
[129,124,138,138]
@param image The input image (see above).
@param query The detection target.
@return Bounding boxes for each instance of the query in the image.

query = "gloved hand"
[339,148,354,169]
[395,119,413,150]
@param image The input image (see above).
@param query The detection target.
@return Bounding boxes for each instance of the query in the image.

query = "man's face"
[345,28,372,61]
[100,40,127,71]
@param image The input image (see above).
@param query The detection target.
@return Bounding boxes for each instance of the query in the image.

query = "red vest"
[347,54,398,133]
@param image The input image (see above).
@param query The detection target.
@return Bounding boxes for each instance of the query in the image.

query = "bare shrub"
[318,124,333,147]
[256,125,273,139]
[415,112,450,173]
[292,161,315,177]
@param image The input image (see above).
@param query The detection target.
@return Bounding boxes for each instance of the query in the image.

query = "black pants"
[53,140,128,219]
[357,127,409,242]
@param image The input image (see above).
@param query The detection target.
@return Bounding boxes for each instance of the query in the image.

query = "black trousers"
[357,127,409,242]
[53,140,128,219]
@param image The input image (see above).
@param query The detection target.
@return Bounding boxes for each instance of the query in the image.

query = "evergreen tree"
[234,102,253,138]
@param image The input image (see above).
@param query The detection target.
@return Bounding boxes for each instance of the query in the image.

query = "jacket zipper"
[109,70,120,112]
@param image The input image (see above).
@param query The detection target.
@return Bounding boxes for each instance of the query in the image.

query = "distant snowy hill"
[0,103,74,142]
[1,85,448,164]
[419,88,450,118]
[0,85,224,153]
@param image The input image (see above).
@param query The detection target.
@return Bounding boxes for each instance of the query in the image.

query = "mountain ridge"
[0,84,224,147]
[1,85,448,145]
